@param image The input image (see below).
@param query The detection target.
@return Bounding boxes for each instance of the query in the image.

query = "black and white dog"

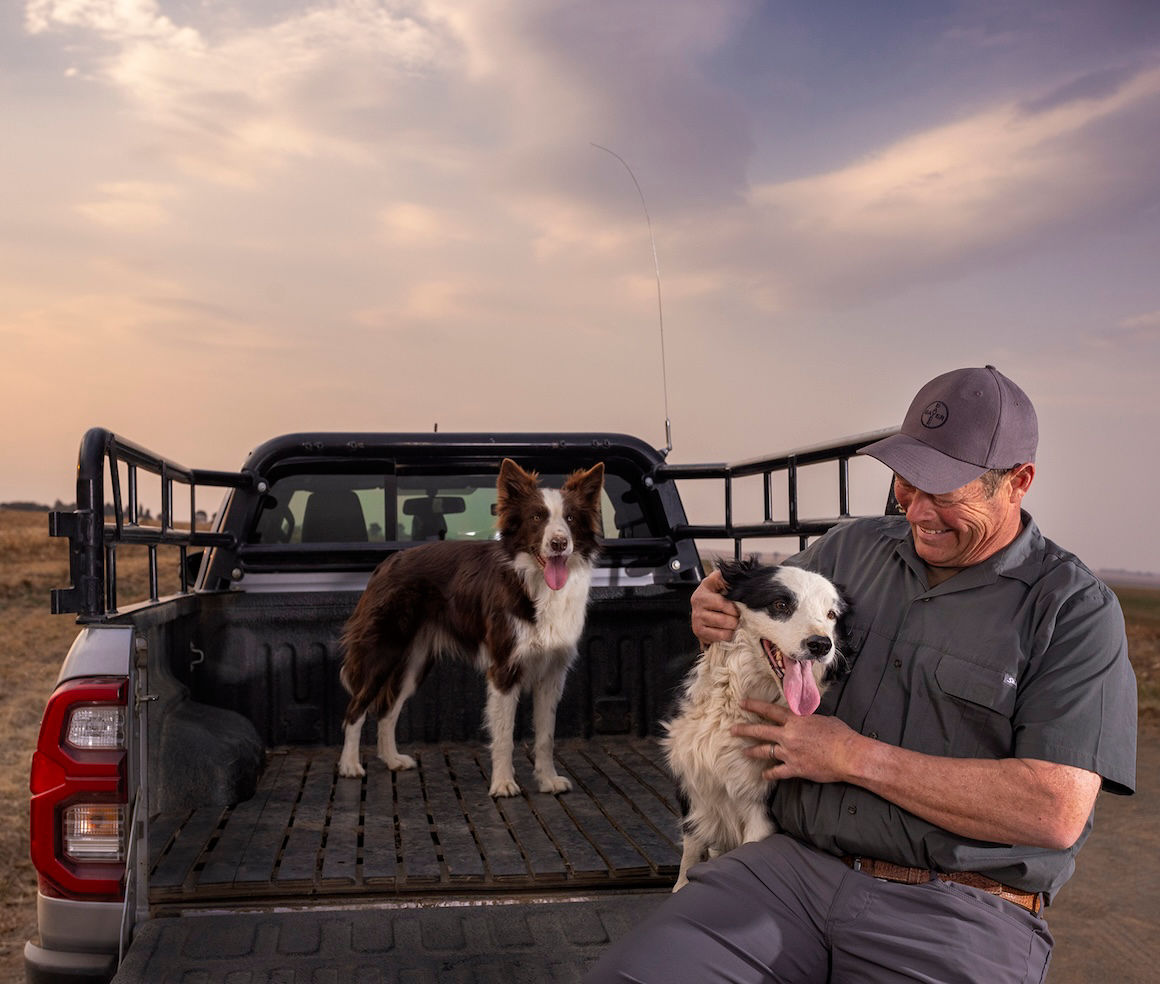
[663,558,848,890]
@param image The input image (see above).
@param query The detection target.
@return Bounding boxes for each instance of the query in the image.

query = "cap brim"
[857,434,987,495]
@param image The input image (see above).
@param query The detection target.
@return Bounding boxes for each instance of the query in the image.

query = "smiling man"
[586,366,1137,984]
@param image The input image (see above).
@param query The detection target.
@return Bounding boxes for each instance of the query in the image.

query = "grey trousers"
[585,836,1053,984]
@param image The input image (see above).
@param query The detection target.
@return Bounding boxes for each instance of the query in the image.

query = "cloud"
[1020,64,1140,114]
[20,3,1160,338]
[75,180,178,228]
[740,62,1160,307]
[377,201,472,247]
[25,0,201,46]
[25,0,461,183]
[24,0,756,204]
[1118,309,1160,339]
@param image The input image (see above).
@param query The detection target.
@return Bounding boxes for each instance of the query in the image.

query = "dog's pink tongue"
[544,556,569,590]
[783,659,821,716]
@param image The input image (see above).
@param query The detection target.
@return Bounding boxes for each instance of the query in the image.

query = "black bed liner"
[148,737,682,908]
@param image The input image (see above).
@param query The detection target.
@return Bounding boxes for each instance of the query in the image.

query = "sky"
[1,0,1158,574]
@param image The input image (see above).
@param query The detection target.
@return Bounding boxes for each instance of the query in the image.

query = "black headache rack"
[219,431,696,582]
[49,426,898,621]
[657,428,899,558]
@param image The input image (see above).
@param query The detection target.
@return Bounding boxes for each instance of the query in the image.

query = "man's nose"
[904,490,936,520]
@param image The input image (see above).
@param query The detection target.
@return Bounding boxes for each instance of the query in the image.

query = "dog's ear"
[716,558,780,609]
[563,461,604,507]
[497,459,539,503]
[495,459,540,533]
[714,556,758,585]
[822,581,855,684]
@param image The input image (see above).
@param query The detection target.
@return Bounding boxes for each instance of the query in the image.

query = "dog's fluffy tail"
[339,600,411,725]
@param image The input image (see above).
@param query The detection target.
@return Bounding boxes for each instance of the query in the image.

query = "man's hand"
[691,568,740,644]
[732,699,861,783]
[730,699,1102,851]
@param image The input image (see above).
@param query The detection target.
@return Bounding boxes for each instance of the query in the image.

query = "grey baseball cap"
[858,365,1038,494]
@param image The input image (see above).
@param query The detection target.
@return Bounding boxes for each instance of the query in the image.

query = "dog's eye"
[827,610,838,621]
[772,600,789,613]
[565,513,575,524]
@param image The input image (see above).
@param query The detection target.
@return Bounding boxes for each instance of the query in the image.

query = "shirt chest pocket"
[934,655,1018,755]
[935,656,1018,715]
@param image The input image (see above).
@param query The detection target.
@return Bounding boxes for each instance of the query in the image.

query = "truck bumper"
[25,892,122,983]
[23,938,116,984]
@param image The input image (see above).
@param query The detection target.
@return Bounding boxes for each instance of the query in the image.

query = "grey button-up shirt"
[772,511,1136,903]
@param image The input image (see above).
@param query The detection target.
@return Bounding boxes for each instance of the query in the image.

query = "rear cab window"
[252,471,642,546]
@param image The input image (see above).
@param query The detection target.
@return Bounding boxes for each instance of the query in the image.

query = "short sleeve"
[1012,580,1137,795]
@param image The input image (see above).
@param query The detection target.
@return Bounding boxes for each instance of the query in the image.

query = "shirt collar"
[988,510,1044,586]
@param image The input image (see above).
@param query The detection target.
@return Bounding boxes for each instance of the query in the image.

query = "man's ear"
[1008,463,1035,501]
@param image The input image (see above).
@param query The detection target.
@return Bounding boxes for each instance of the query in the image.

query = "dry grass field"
[0,507,1156,982]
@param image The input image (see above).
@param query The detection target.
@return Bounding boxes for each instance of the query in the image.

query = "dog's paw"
[537,773,572,795]
[489,776,522,798]
[337,757,366,779]
[382,753,417,771]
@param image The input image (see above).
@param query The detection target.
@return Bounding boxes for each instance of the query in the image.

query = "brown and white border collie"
[337,458,604,797]
[663,559,847,890]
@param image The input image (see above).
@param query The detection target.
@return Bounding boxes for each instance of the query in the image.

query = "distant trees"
[1,501,51,512]
[4,501,215,528]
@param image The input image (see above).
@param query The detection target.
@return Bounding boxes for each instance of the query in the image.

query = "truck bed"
[148,736,683,908]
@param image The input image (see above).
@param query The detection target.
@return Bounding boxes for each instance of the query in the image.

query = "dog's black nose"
[550,535,568,553]
[804,635,832,659]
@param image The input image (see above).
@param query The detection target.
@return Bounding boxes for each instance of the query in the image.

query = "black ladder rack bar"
[50,427,257,620]
[656,428,897,558]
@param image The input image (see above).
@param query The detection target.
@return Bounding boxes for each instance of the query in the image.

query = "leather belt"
[842,856,1043,916]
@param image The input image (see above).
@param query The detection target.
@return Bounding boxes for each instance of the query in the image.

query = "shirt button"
[847,805,857,815]
[893,659,902,668]
[869,731,879,740]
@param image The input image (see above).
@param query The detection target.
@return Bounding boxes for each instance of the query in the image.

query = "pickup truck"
[26,426,893,983]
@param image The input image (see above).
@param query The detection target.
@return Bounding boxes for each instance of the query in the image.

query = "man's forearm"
[847,735,1100,851]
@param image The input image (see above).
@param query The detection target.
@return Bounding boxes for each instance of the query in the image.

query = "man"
[586,366,1136,984]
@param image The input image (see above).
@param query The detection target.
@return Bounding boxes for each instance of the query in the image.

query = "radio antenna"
[591,143,672,457]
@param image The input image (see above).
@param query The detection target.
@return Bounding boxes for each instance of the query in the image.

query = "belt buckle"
[851,857,889,883]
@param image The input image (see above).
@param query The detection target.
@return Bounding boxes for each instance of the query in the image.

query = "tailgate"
[112,893,664,982]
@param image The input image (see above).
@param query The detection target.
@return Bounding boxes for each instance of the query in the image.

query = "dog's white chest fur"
[517,563,592,653]
[509,486,593,662]
[663,641,786,856]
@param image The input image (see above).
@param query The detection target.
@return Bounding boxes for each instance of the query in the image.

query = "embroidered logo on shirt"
[1003,674,1017,688]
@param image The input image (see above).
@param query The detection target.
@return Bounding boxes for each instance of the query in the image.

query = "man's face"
[893,467,1032,571]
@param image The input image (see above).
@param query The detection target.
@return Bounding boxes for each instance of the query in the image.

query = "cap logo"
[920,401,949,429]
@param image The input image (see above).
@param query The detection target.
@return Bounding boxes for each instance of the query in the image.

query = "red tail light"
[29,678,128,901]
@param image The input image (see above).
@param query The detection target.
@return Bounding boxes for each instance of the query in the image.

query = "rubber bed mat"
[148,738,682,905]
